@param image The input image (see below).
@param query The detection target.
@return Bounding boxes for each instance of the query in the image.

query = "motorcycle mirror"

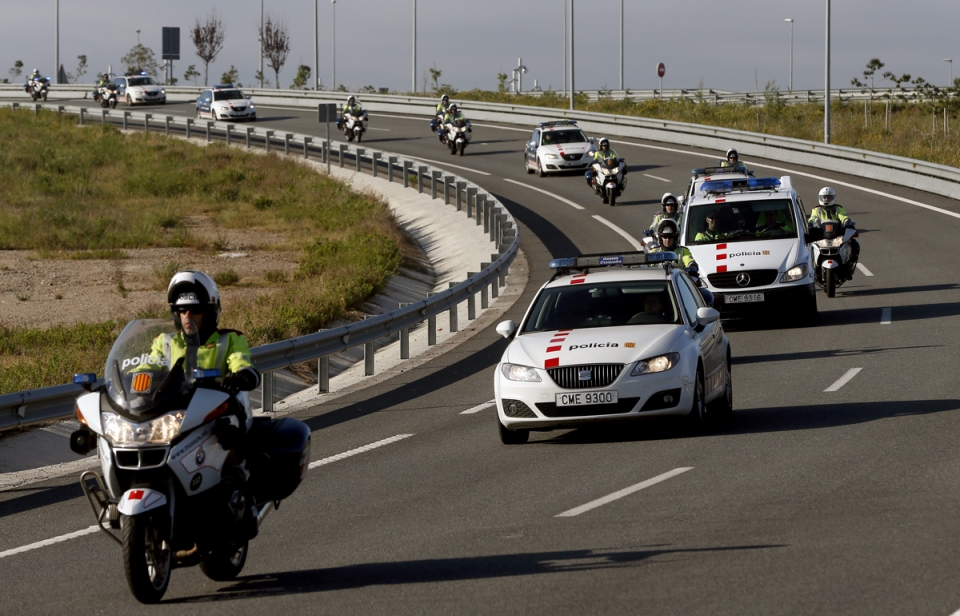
[74,373,97,385]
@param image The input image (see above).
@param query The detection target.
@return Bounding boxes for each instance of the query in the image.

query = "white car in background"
[196,85,257,122]
[494,251,732,444]
[113,73,166,106]
[523,120,595,177]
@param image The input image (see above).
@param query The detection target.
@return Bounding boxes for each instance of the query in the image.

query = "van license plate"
[556,391,618,407]
[726,293,764,303]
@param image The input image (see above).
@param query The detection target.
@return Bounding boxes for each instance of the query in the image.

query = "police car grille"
[561,153,581,161]
[708,269,779,288]
[547,364,624,389]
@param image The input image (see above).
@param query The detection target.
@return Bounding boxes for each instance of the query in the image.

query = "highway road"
[2,97,960,614]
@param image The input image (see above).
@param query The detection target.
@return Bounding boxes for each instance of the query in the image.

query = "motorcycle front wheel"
[458,142,465,156]
[200,541,249,581]
[110,99,117,109]
[41,91,47,101]
[346,131,354,142]
[356,131,363,143]
[122,512,172,604]
[825,268,836,298]
[609,189,617,207]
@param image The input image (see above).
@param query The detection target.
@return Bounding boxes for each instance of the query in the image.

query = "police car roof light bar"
[700,177,781,195]
[549,250,677,271]
[691,166,755,177]
[537,120,579,129]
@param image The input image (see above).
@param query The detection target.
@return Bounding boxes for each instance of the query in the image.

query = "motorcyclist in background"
[720,148,746,169]
[808,186,860,262]
[650,193,682,231]
[584,138,618,188]
[94,73,110,100]
[650,219,714,305]
[436,94,450,117]
[438,103,468,139]
[343,95,363,117]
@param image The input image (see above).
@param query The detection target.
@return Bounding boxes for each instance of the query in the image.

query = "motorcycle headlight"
[780,262,809,283]
[630,353,679,376]
[101,411,184,446]
[545,153,560,159]
[500,363,542,382]
[817,236,844,248]
[160,88,166,94]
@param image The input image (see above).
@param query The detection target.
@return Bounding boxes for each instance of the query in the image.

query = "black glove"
[222,368,260,392]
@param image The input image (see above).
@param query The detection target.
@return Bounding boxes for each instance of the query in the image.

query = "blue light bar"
[549,257,578,269]
[645,251,677,263]
[192,368,222,379]
[549,251,664,270]
[73,373,97,384]
[700,177,781,194]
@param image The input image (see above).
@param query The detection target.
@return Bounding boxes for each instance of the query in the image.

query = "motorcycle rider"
[720,148,745,169]
[344,95,362,116]
[438,103,468,138]
[435,94,451,117]
[94,73,111,101]
[808,186,860,265]
[649,192,682,231]
[650,219,714,305]
[433,94,451,140]
[585,138,620,198]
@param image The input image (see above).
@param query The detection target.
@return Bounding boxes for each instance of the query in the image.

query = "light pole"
[412,0,417,93]
[259,0,264,88]
[824,0,830,144]
[569,0,575,110]
[945,58,953,85]
[515,58,528,93]
[56,0,59,83]
[563,0,567,99]
[314,0,319,89]
[331,0,336,92]
[619,0,623,91]
[785,18,794,92]
[136,29,141,45]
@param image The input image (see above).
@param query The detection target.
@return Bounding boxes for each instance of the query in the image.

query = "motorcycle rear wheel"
[200,541,249,582]
[122,512,172,604]
[825,268,836,298]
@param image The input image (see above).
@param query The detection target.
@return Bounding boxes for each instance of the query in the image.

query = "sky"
[3,0,959,94]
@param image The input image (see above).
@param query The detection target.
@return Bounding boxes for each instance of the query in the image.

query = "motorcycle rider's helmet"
[440,94,449,104]
[598,137,610,149]
[448,104,458,113]
[656,218,680,246]
[347,95,356,106]
[661,192,678,213]
[818,186,836,207]
[725,148,739,163]
[31,69,39,77]
[167,271,221,333]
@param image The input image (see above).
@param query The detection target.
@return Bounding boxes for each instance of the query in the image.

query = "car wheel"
[685,367,706,431]
[537,159,546,178]
[126,95,133,106]
[707,355,733,419]
[526,156,535,174]
[797,291,819,327]
[498,418,529,445]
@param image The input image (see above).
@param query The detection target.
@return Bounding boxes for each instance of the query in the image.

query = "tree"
[290,65,311,89]
[259,15,290,89]
[220,65,239,85]
[9,60,23,80]
[497,72,508,93]
[851,58,885,91]
[121,44,159,77]
[74,55,88,83]
[184,64,201,85]
[429,64,442,92]
[191,10,225,86]
[253,70,270,88]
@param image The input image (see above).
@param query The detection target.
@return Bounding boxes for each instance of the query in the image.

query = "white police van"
[680,174,818,325]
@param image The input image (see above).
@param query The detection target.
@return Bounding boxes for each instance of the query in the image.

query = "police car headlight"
[631,353,679,376]
[501,363,542,382]
[545,153,560,160]
[101,411,184,446]
[780,263,808,283]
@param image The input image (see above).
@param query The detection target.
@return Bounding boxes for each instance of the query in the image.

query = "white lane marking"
[591,216,644,251]
[0,525,98,560]
[0,434,414,561]
[881,307,892,325]
[366,127,391,132]
[503,178,585,210]
[308,434,413,469]
[856,263,874,277]
[556,468,693,517]
[824,368,863,392]
[461,400,496,415]
[400,155,491,176]
[643,173,671,183]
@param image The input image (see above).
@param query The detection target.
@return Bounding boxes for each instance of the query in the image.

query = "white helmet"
[656,218,679,240]
[661,192,678,210]
[167,271,221,330]
[725,148,739,161]
[347,95,356,105]
[818,187,836,207]
[441,94,449,103]
[598,137,610,148]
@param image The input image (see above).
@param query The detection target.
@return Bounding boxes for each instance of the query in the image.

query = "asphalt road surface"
[2,96,960,615]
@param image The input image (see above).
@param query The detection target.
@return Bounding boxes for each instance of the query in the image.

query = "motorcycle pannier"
[246,417,311,504]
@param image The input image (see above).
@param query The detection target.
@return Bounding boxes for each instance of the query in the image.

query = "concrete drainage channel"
[0,102,521,450]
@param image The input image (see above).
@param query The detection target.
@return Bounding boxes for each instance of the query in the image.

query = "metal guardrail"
[0,102,518,431]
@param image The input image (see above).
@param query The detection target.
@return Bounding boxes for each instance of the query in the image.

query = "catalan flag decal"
[132,373,152,393]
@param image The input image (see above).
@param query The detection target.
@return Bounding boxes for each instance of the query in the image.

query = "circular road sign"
[657,63,666,78]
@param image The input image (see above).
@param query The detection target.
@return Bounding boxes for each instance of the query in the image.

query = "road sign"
[657,63,666,78]
[162,27,180,60]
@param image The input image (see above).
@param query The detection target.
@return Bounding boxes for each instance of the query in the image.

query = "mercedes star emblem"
[736,272,751,287]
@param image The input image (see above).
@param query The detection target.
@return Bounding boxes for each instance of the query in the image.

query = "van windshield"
[685,198,798,245]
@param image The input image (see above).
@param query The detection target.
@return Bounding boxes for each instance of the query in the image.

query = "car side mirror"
[496,320,516,339]
[588,137,596,144]
[677,195,686,206]
[696,307,720,325]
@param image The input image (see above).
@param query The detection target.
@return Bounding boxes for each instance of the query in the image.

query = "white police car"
[524,120,595,177]
[494,251,732,444]
[196,85,257,122]
[680,175,818,324]
[113,73,166,106]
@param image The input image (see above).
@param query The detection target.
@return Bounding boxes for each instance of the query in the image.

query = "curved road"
[2,98,960,615]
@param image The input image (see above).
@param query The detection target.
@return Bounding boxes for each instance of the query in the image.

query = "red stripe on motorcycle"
[128,490,144,501]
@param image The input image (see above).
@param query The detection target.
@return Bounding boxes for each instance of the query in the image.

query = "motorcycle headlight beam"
[101,411,185,446]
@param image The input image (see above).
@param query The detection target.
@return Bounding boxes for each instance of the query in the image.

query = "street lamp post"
[260,0,264,88]
[824,0,831,144]
[412,0,417,93]
[331,0,336,91]
[785,18,794,92]
[56,0,59,83]
[945,58,953,86]
[136,29,140,45]
[569,0,575,110]
[619,0,623,91]
[314,0,319,89]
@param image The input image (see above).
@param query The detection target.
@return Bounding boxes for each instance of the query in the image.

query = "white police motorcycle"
[443,116,472,156]
[586,156,627,206]
[337,108,368,142]
[810,218,859,298]
[25,76,50,101]
[95,83,119,109]
[70,319,310,603]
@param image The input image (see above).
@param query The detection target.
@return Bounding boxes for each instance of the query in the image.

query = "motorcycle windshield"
[104,319,193,417]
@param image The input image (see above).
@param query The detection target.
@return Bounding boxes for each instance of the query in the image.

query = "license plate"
[556,391,618,407]
[726,293,764,303]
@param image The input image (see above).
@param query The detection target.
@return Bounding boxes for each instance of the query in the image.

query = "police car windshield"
[214,89,244,101]
[686,198,797,245]
[127,77,157,86]
[523,281,681,332]
[542,129,588,145]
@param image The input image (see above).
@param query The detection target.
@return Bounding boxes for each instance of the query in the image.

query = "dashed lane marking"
[856,263,874,277]
[503,178,585,210]
[309,434,414,468]
[460,400,496,414]
[556,468,693,517]
[824,368,863,392]
[643,173,671,182]
[0,525,99,560]
[591,216,644,251]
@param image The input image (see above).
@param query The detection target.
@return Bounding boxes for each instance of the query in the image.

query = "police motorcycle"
[337,107,368,142]
[586,155,627,206]
[95,83,119,109]
[443,115,472,156]
[809,218,858,298]
[25,76,50,101]
[69,319,311,603]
